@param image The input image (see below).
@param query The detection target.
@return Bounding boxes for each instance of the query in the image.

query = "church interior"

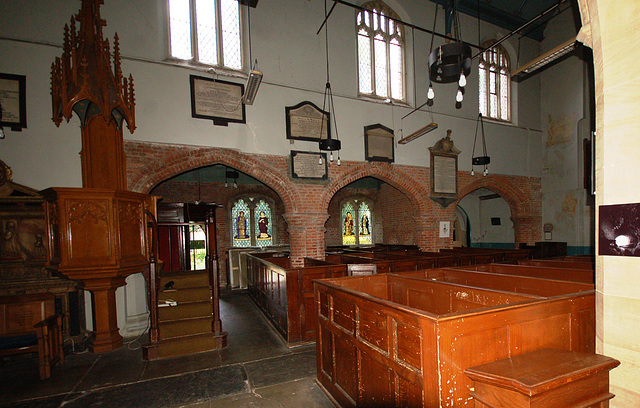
[0,0,639,406]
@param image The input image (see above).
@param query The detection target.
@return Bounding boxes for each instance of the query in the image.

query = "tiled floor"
[0,291,335,408]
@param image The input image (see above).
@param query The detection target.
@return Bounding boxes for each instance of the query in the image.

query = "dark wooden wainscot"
[314,271,595,407]
[245,253,347,343]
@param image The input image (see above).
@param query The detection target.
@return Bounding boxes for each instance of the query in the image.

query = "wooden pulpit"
[46,0,154,352]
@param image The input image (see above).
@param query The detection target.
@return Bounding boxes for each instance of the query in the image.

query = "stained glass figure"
[232,199,251,247]
[342,202,356,245]
[359,202,372,244]
[255,200,273,247]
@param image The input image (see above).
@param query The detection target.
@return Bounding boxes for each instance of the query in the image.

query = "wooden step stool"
[464,348,620,408]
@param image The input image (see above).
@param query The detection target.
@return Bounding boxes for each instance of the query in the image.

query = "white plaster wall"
[458,188,514,247]
[0,0,548,337]
[539,4,593,253]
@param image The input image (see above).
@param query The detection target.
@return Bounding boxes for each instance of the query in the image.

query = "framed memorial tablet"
[190,75,245,125]
[0,73,27,130]
[290,150,328,180]
[285,101,330,142]
[364,123,394,163]
[429,130,460,207]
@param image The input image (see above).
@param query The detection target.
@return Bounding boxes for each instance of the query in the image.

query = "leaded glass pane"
[489,68,497,94]
[374,34,387,97]
[220,0,241,69]
[232,199,251,247]
[196,0,217,65]
[254,200,273,247]
[490,94,498,118]
[169,0,193,60]
[500,70,509,120]
[479,63,487,116]
[358,202,372,244]
[390,39,402,100]
[342,203,356,245]
[358,31,372,94]
[373,9,379,31]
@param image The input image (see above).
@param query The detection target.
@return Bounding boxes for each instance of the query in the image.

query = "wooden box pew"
[518,258,594,270]
[398,268,594,298]
[314,272,595,408]
[245,253,347,344]
[464,263,595,284]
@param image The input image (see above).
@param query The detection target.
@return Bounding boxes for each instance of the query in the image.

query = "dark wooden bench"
[0,294,64,379]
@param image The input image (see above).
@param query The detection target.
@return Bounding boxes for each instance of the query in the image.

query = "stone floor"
[0,291,335,408]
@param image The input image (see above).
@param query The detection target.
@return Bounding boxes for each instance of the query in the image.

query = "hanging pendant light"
[471,113,490,176]
[426,2,471,108]
[318,0,341,165]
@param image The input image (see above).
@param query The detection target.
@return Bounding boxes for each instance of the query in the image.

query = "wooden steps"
[145,269,226,359]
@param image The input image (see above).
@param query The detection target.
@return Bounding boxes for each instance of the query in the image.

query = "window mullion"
[216,0,223,67]
[191,0,199,63]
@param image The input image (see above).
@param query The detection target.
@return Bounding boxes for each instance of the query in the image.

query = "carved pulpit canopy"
[50,0,135,132]
[429,129,461,208]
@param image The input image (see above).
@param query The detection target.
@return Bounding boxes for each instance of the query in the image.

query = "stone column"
[283,212,329,267]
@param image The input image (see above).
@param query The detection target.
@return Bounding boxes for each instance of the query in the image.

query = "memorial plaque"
[0,73,27,130]
[364,124,394,163]
[429,129,460,207]
[189,75,245,125]
[433,155,457,194]
[286,101,330,142]
[290,150,328,180]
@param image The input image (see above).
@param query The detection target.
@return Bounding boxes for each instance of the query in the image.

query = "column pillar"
[283,212,329,267]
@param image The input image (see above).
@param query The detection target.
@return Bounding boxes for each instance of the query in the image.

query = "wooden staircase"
[145,269,227,359]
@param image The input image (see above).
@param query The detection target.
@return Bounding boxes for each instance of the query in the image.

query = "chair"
[0,294,64,379]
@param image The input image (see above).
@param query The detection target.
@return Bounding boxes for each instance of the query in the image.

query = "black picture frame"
[189,75,246,126]
[285,101,330,142]
[0,73,27,130]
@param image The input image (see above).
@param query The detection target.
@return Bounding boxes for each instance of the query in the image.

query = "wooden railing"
[142,210,160,359]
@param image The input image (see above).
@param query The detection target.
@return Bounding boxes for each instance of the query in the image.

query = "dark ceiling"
[430,0,573,41]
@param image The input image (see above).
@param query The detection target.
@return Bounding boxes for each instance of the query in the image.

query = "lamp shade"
[429,42,472,84]
[319,138,341,151]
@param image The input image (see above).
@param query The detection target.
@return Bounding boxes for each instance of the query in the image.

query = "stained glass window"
[358,202,372,244]
[342,202,356,245]
[232,199,251,247]
[479,41,511,121]
[341,200,374,245]
[168,0,243,70]
[231,197,276,248]
[254,200,273,247]
[356,1,405,102]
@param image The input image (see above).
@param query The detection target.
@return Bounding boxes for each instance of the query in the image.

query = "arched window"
[341,199,374,245]
[478,41,511,121]
[231,197,274,247]
[356,1,405,101]
[168,0,243,70]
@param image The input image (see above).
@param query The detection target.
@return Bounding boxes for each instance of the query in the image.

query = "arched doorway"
[456,188,515,249]
[150,164,289,288]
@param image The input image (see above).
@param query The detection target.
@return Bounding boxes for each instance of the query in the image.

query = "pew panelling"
[315,272,595,407]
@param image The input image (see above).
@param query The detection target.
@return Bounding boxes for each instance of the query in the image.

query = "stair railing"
[206,204,224,335]
[142,209,160,359]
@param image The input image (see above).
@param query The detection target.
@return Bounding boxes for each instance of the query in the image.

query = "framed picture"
[285,101,330,142]
[599,203,640,256]
[290,150,328,180]
[189,75,245,125]
[364,123,394,162]
[0,73,27,130]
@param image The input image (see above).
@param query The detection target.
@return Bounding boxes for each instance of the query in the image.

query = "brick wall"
[126,141,541,268]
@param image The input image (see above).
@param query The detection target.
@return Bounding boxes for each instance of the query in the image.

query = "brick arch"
[320,163,431,213]
[125,143,301,214]
[457,176,529,217]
